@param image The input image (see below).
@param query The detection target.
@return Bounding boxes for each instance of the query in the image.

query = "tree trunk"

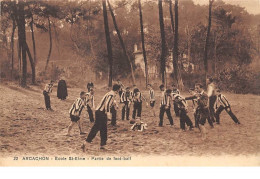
[25,42,35,84]
[17,1,27,87]
[169,0,174,36]
[44,16,52,72]
[107,0,136,85]
[138,0,149,88]
[203,0,214,84]
[11,16,16,80]
[173,0,184,89]
[213,31,217,75]
[102,0,113,87]
[30,15,37,66]
[158,0,166,85]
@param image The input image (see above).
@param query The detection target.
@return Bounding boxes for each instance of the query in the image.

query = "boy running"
[67,91,87,136]
[215,89,240,125]
[82,84,120,151]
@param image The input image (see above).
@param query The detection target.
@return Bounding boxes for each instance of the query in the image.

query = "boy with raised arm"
[185,83,212,140]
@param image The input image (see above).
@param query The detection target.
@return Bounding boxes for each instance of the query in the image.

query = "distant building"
[133,44,194,78]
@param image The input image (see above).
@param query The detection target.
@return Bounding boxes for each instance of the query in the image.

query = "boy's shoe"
[100,145,108,150]
[80,132,87,135]
[189,126,194,131]
[236,121,241,125]
[81,142,89,152]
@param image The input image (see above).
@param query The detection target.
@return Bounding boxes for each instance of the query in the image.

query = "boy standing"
[43,80,54,110]
[85,88,95,123]
[121,87,132,121]
[215,89,240,124]
[147,84,156,117]
[82,84,120,151]
[188,88,200,128]
[207,77,217,123]
[67,91,87,136]
[131,88,148,123]
[159,85,174,127]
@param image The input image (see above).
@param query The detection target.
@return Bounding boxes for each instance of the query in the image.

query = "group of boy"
[43,77,240,150]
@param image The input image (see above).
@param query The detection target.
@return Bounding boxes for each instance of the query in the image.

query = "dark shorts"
[150,101,155,107]
[70,114,80,122]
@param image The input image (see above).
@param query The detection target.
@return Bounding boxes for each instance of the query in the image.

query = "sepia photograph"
[0,0,259,166]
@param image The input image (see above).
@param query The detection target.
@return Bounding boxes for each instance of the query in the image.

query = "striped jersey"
[85,92,95,108]
[172,94,188,109]
[120,91,131,102]
[149,88,155,101]
[69,98,86,117]
[133,92,145,102]
[172,88,180,95]
[161,91,171,107]
[216,94,230,108]
[44,83,53,93]
[96,91,116,113]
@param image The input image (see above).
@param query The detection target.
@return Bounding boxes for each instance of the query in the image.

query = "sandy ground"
[0,83,259,157]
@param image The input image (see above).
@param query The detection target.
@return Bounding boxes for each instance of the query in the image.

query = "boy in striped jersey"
[82,84,121,151]
[215,89,240,124]
[159,85,174,127]
[117,79,125,101]
[172,93,193,131]
[185,83,213,140]
[121,87,131,121]
[171,84,180,117]
[67,91,87,136]
[43,80,54,110]
[85,88,95,123]
[147,84,156,117]
[131,88,148,124]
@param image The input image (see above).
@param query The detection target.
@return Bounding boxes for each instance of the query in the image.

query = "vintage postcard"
[0,0,259,166]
